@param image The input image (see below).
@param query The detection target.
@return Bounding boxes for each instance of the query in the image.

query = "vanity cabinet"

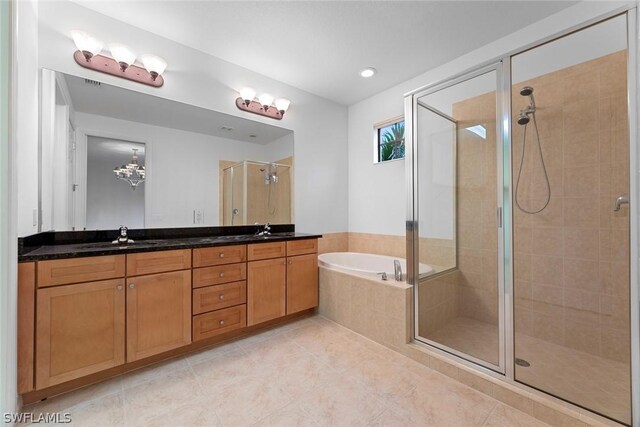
[286,253,319,314]
[247,258,287,326]
[126,270,191,362]
[36,279,126,389]
[192,245,248,341]
[20,236,318,400]
[246,239,319,325]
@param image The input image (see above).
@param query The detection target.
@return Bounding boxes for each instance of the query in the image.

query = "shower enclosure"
[406,12,636,426]
[222,160,292,226]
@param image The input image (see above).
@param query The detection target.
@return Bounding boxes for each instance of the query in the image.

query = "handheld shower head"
[520,86,534,96]
[517,113,530,125]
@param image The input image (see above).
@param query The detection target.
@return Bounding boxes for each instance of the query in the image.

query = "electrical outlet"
[193,209,203,224]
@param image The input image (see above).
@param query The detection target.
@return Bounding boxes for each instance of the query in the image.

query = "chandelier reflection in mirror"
[113,148,145,189]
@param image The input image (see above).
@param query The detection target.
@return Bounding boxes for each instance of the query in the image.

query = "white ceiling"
[73,1,578,105]
[62,73,293,144]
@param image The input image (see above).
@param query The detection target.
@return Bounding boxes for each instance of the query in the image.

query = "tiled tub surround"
[320,232,454,272]
[319,267,624,427]
[20,315,553,427]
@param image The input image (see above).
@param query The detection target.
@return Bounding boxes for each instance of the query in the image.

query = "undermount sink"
[76,240,163,250]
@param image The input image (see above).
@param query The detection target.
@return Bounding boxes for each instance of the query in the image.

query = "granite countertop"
[18,226,321,262]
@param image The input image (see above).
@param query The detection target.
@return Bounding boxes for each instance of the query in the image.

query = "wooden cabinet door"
[36,279,125,389]
[247,258,286,326]
[18,263,35,393]
[127,270,191,362]
[287,254,319,314]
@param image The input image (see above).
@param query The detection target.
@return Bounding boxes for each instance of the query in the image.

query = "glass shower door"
[511,15,631,425]
[411,66,504,371]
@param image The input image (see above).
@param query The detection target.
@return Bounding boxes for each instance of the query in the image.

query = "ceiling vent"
[84,79,102,87]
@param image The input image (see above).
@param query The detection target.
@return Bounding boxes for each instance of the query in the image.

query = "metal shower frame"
[405,7,639,426]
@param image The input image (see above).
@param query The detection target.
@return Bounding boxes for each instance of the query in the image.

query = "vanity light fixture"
[109,44,136,71]
[71,30,166,88]
[114,148,146,189]
[71,30,103,61]
[140,54,168,81]
[235,87,291,120]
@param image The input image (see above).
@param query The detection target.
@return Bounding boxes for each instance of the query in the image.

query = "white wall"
[5,0,39,418]
[35,0,348,236]
[348,1,633,236]
[86,137,145,230]
[75,112,287,228]
[0,0,12,420]
[15,0,38,237]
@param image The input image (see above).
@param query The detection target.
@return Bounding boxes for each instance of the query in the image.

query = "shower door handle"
[614,194,629,212]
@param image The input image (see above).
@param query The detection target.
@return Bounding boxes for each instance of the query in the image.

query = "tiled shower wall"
[322,51,629,366]
[513,50,630,363]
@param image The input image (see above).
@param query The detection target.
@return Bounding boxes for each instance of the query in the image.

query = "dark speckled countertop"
[18,225,322,262]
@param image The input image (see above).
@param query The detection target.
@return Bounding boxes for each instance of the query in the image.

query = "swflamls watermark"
[3,412,72,424]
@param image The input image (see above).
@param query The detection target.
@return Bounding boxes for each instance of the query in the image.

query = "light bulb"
[239,87,256,106]
[109,44,137,71]
[71,30,103,61]
[275,98,291,115]
[258,93,274,110]
[359,67,376,78]
[140,54,167,80]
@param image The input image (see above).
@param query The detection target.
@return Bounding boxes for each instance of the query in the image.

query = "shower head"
[520,86,534,96]
[517,112,530,125]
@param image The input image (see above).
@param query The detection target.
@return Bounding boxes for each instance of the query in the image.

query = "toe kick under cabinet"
[18,237,318,398]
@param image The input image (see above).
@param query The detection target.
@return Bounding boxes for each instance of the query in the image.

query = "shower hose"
[514,113,551,214]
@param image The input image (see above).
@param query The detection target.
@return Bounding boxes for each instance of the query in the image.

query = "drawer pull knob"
[219,320,225,325]
[219,294,225,300]
[288,261,292,265]
[116,285,123,290]
[219,272,225,278]
[129,283,135,289]
[219,253,225,258]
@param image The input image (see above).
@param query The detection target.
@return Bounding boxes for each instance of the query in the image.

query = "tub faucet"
[394,260,402,281]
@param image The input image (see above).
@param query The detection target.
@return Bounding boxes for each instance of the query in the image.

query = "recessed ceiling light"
[360,67,377,78]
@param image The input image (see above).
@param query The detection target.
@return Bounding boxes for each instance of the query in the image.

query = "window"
[374,118,405,163]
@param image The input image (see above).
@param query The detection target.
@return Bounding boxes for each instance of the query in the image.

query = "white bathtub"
[318,252,432,282]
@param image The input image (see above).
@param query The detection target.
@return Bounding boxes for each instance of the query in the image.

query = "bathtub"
[318,252,432,282]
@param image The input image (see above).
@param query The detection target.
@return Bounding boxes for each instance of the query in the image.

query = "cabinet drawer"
[37,255,125,287]
[287,239,318,256]
[193,245,246,267]
[193,263,246,288]
[127,249,191,277]
[192,304,246,341]
[247,242,286,261]
[193,281,246,315]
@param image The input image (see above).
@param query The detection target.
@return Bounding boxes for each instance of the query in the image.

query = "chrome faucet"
[255,223,271,236]
[112,226,134,244]
[393,260,403,281]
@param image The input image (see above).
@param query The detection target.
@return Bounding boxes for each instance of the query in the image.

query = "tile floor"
[22,315,550,427]
[424,316,630,424]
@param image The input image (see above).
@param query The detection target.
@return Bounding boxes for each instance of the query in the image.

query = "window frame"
[373,115,405,164]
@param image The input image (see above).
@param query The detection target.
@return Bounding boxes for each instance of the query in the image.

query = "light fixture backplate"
[74,50,164,88]
[235,97,283,120]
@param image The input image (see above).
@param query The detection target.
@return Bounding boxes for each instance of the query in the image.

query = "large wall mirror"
[39,69,294,231]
